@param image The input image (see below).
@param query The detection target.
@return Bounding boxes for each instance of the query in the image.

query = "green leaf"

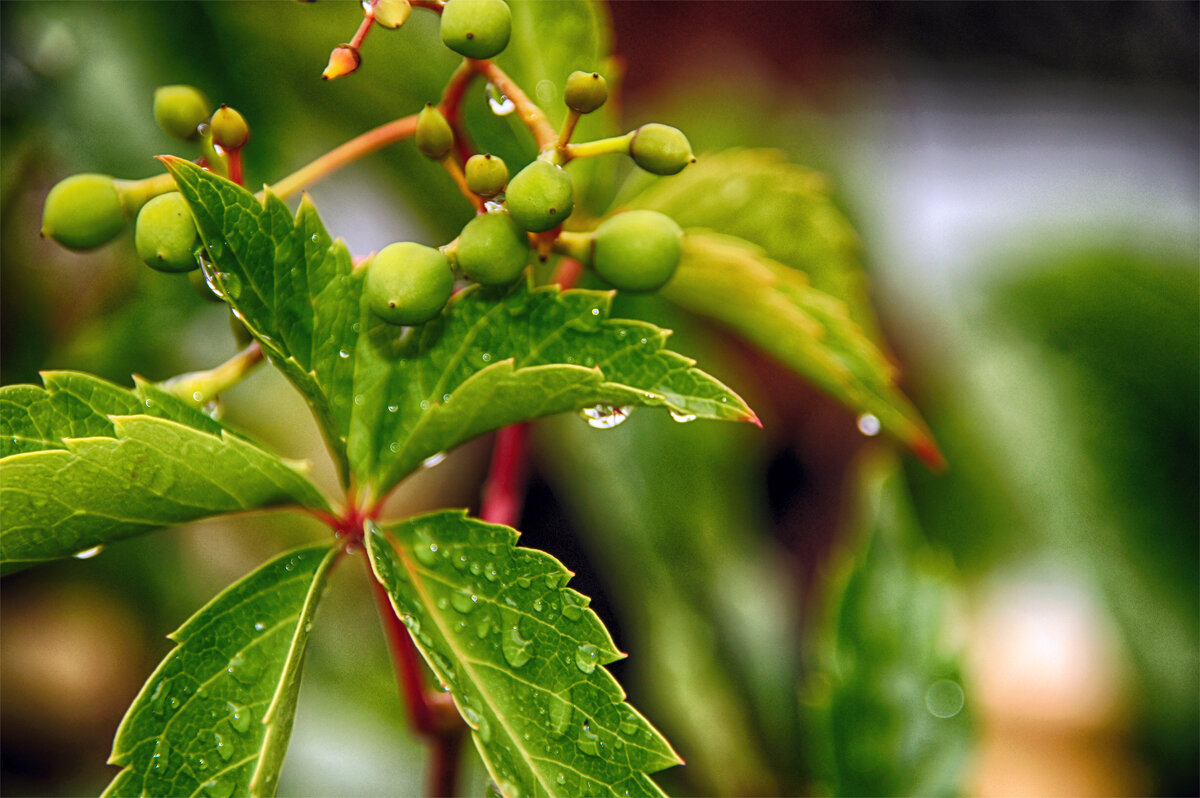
[365,511,681,798]
[164,159,756,500]
[0,371,328,573]
[622,149,874,329]
[805,454,971,797]
[661,231,941,466]
[103,543,341,798]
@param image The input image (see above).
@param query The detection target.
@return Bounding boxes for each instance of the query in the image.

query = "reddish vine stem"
[470,60,558,151]
[226,149,244,187]
[364,553,437,734]
[480,423,530,526]
[440,61,480,165]
[429,725,465,797]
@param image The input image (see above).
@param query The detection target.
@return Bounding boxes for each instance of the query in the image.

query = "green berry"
[456,212,528,285]
[590,210,683,293]
[41,174,128,251]
[365,242,455,325]
[629,123,695,176]
[564,71,607,114]
[504,160,574,233]
[464,153,508,198]
[440,0,511,60]
[210,105,249,150]
[416,103,453,161]
[373,0,412,28]
[135,192,199,273]
[153,85,211,141]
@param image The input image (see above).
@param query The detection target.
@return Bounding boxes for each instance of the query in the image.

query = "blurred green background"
[1,2,1196,796]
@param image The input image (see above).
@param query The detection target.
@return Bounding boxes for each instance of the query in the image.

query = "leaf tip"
[909,432,946,472]
[742,409,763,428]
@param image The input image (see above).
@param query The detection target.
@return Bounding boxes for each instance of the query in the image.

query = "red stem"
[226,149,244,187]
[365,553,436,734]
[429,728,465,797]
[480,423,529,526]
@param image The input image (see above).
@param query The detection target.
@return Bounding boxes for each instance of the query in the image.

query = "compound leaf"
[165,159,756,502]
[661,231,941,466]
[103,543,341,798]
[366,511,681,798]
[0,372,328,574]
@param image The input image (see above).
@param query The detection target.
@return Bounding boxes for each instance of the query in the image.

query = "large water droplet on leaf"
[575,643,599,674]
[502,622,533,668]
[578,404,632,429]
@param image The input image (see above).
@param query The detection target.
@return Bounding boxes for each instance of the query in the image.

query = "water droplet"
[515,576,530,589]
[150,740,170,773]
[544,573,563,589]
[481,352,492,363]
[311,233,320,244]
[561,593,586,622]
[590,308,600,316]
[441,392,452,403]
[475,615,492,639]
[451,591,478,614]
[556,774,566,786]
[202,777,234,798]
[469,562,482,575]
[419,399,431,411]
[226,702,251,732]
[669,410,697,424]
[253,621,265,632]
[422,451,448,469]
[452,553,469,571]
[389,441,401,453]
[483,563,498,582]
[925,679,965,718]
[338,347,351,359]
[502,623,533,668]
[73,544,103,560]
[575,643,599,674]
[415,541,438,566]
[387,404,399,413]
[856,413,882,437]
[533,598,544,612]
[486,82,515,115]
[217,272,242,300]
[214,731,233,761]
[353,393,365,406]
[578,718,600,756]
[578,404,632,429]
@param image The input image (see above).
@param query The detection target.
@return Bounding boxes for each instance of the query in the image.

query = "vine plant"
[1,1,943,796]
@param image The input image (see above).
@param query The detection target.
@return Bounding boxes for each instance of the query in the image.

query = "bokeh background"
[1,2,1196,796]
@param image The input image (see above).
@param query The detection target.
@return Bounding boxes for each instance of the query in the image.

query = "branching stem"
[470,60,558,152]
[266,114,419,201]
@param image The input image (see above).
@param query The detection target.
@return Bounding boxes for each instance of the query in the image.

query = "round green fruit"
[629,123,694,176]
[564,71,607,114]
[456,212,528,285]
[590,210,683,293]
[41,174,128,251]
[365,242,455,325]
[504,160,573,233]
[135,192,199,273]
[465,153,508,198]
[210,105,249,150]
[416,103,453,161]
[440,0,511,60]
[153,85,211,141]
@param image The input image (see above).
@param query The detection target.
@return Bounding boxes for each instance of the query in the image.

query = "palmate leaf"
[805,455,971,797]
[366,512,682,798]
[103,543,341,798]
[165,159,756,501]
[660,231,942,467]
[0,372,328,574]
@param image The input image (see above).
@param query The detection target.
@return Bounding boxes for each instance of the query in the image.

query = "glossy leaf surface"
[165,159,756,501]
[661,231,941,466]
[103,543,340,798]
[0,371,327,573]
[366,512,681,798]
